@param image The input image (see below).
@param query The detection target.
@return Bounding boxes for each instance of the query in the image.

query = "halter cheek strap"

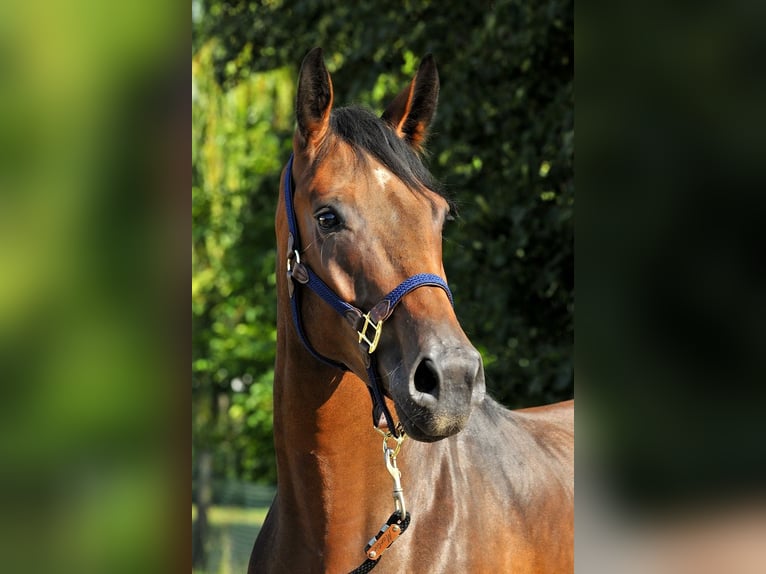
[283,154,453,436]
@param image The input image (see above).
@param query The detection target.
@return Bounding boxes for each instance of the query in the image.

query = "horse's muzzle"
[396,342,486,442]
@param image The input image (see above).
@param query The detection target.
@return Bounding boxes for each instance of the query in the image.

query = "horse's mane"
[314,105,454,210]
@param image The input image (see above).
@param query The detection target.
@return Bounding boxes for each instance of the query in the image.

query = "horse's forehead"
[372,166,392,188]
[309,144,444,214]
[312,151,399,199]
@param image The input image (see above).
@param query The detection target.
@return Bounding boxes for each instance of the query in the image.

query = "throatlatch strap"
[288,287,348,371]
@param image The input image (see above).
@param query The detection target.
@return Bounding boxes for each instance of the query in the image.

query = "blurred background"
[192,1,573,571]
[577,0,766,572]
[4,0,761,572]
[0,1,184,573]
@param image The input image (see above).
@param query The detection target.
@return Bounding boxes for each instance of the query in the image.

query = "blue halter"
[283,154,453,437]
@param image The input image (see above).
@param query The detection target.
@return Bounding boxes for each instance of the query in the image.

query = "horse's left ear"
[382,54,440,153]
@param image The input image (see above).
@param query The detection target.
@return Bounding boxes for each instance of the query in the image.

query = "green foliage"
[192,40,293,483]
[193,0,573,484]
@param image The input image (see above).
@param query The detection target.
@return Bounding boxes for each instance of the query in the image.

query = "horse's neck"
[272,337,394,550]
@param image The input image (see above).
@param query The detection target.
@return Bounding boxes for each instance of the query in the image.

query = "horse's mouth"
[394,397,473,442]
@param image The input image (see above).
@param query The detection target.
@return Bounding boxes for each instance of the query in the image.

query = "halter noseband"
[283,153,453,437]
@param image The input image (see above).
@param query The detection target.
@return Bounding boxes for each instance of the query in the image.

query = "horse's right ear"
[296,47,333,151]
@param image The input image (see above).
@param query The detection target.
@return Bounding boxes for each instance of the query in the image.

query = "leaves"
[192,40,293,482]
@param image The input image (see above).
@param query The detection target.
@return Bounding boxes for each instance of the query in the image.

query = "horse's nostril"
[414,358,440,397]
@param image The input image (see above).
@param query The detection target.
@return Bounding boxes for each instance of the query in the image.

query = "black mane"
[317,106,452,207]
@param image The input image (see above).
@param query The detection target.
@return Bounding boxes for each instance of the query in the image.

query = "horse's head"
[282,48,485,442]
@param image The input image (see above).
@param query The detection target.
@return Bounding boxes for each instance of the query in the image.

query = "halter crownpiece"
[283,153,454,436]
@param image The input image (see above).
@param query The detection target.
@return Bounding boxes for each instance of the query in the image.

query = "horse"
[249,47,574,573]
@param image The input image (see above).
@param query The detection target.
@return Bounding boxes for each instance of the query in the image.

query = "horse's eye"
[316,210,341,230]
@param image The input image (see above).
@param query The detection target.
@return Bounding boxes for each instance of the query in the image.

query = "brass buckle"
[357,312,383,354]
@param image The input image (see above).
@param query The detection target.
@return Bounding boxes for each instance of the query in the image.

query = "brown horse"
[249,47,573,573]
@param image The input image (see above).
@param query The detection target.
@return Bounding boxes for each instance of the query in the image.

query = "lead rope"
[348,430,411,574]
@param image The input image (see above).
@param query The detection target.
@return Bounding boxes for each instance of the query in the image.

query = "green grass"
[192,504,269,526]
[192,504,269,574]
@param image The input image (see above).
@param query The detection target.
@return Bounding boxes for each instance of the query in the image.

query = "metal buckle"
[357,312,383,354]
[286,248,300,274]
[285,248,300,298]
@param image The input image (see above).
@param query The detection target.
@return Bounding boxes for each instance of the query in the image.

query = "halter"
[283,153,453,438]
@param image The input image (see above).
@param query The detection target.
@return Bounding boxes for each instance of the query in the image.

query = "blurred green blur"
[577,0,766,571]
[0,1,183,572]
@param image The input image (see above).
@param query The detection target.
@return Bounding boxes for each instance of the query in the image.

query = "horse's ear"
[382,54,440,153]
[296,47,333,150]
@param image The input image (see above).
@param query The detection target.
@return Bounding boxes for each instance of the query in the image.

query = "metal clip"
[384,444,406,519]
[357,312,383,354]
